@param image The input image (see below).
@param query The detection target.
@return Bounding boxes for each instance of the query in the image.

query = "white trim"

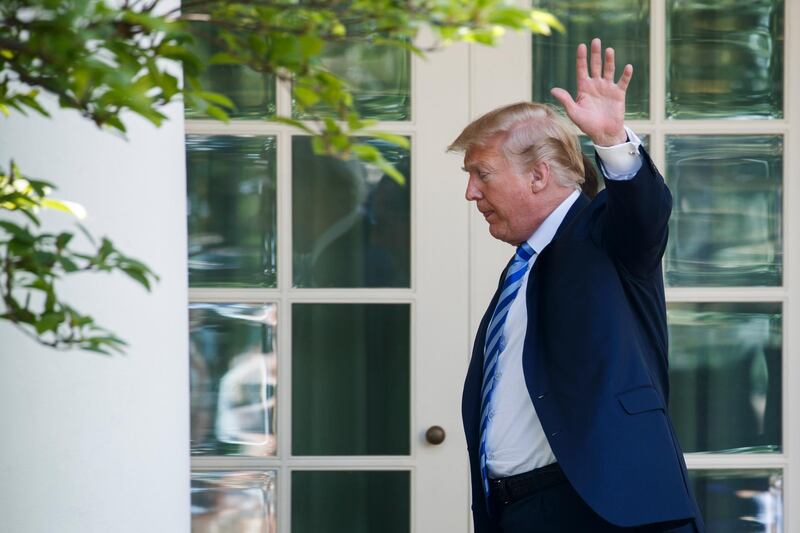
[188,288,416,302]
[782,0,798,529]
[651,0,666,127]
[684,454,787,470]
[665,288,786,302]
[184,119,419,136]
[192,456,417,469]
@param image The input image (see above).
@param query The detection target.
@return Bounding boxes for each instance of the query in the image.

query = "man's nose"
[465,177,482,201]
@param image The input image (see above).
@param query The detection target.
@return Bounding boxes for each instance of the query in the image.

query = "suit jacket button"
[551,431,560,438]
[537,393,547,399]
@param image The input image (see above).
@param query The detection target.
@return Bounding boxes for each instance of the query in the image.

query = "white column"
[0,95,190,532]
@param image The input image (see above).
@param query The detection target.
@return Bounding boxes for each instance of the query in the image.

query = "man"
[452,39,705,532]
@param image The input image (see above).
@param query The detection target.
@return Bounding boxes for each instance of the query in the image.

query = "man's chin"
[488,224,511,244]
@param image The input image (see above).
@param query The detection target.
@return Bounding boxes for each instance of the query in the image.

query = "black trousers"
[490,475,699,533]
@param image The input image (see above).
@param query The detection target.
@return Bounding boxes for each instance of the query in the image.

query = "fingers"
[603,47,615,81]
[576,43,588,81]
[590,38,602,78]
[550,87,576,113]
[575,38,632,93]
[617,64,633,91]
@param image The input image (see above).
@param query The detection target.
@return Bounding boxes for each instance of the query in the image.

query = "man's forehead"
[464,137,503,168]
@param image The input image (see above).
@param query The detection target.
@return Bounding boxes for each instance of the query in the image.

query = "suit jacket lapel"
[464,193,590,450]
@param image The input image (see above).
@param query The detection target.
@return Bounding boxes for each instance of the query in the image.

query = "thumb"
[550,87,576,113]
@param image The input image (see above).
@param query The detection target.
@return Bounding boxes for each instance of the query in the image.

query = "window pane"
[293,43,410,121]
[666,0,784,119]
[190,303,277,456]
[665,135,783,287]
[192,470,277,533]
[292,304,410,455]
[292,137,410,288]
[187,135,278,288]
[292,471,409,533]
[668,303,781,454]
[689,469,782,532]
[532,0,649,119]
[185,23,277,119]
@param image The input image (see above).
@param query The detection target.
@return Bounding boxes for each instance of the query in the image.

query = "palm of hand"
[551,39,632,147]
[571,79,626,144]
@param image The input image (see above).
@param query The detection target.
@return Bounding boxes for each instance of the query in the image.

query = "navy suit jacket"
[462,147,705,531]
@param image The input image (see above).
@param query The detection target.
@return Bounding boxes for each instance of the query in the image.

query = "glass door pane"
[291,136,411,288]
[292,304,410,456]
[291,471,410,533]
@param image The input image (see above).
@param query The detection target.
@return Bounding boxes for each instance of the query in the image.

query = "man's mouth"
[482,210,495,220]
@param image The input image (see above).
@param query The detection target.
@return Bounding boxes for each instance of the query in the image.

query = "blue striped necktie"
[479,241,536,510]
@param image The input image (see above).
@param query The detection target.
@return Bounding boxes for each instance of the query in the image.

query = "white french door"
[186,29,476,532]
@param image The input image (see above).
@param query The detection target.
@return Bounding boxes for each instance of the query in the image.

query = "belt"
[489,463,566,506]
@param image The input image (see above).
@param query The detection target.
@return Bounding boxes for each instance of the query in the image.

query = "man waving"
[451,39,705,532]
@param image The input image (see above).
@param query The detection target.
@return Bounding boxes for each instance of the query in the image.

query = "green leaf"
[529,10,565,34]
[57,256,80,273]
[364,132,410,149]
[41,198,86,218]
[298,35,325,57]
[0,221,34,243]
[372,38,424,58]
[35,312,65,334]
[205,104,230,122]
[208,52,244,66]
[56,232,74,249]
[293,86,321,108]
[197,91,235,110]
[271,116,317,135]
[351,143,405,185]
[121,266,152,290]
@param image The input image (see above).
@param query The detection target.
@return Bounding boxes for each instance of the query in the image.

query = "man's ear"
[529,160,550,193]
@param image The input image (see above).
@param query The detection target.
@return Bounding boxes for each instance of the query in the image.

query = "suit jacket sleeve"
[598,146,672,277]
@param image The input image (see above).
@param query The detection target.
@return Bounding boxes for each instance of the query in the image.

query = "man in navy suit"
[450,39,705,532]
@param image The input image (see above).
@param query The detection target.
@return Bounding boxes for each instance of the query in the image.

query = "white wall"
[0,96,190,531]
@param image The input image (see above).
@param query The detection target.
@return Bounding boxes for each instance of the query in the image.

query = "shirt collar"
[525,189,580,254]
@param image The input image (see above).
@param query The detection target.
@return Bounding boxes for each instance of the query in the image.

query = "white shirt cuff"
[594,126,643,181]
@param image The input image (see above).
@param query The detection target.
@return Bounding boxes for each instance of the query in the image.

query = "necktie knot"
[515,242,535,263]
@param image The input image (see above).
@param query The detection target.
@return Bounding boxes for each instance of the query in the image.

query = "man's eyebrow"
[462,161,488,173]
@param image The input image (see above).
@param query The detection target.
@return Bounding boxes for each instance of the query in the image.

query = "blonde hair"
[448,102,585,189]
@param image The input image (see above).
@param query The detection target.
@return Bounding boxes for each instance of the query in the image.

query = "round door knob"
[425,425,446,445]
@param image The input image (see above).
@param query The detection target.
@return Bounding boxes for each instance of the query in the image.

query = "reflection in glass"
[292,471,409,533]
[532,0,649,119]
[292,304,410,455]
[294,43,410,121]
[192,470,277,533]
[190,303,277,456]
[689,469,782,532]
[292,137,410,288]
[184,22,277,119]
[666,0,784,119]
[665,135,783,287]
[667,303,781,454]
[187,135,278,287]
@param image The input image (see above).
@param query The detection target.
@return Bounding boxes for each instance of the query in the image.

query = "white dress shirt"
[485,127,644,478]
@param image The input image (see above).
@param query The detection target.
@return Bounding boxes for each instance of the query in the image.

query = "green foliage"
[180,0,561,175]
[0,0,560,354]
[0,0,562,180]
[0,161,158,354]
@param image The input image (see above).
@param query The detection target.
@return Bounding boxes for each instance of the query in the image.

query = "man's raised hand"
[550,38,631,147]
